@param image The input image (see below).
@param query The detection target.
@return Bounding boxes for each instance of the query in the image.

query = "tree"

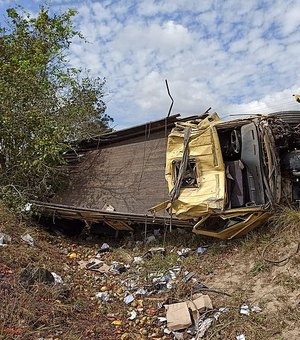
[0,7,112,209]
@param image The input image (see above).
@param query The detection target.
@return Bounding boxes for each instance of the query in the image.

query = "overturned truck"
[35,111,300,239]
[151,111,300,238]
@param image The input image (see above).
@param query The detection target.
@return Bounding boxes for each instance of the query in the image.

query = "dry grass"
[1,204,300,339]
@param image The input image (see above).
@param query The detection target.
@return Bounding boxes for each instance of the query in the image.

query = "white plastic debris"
[158,317,167,323]
[124,294,134,304]
[135,288,147,295]
[22,203,32,212]
[96,292,110,302]
[183,271,195,283]
[177,248,192,257]
[163,328,172,335]
[219,307,229,313]
[166,282,173,289]
[146,235,156,244]
[197,246,208,254]
[173,331,185,340]
[240,304,250,316]
[122,279,137,289]
[100,243,110,252]
[197,318,214,338]
[0,232,12,246]
[51,272,63,284]
[128,310,137,320]
[133,256,144,265]
[236,335,246,340]
[102,204,115,212]
[251,305,262,313]
[213,307,229,321]
[168,271,176,280]
[21,233,35,247]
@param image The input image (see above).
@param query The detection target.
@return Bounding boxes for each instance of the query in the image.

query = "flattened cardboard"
[166,295,213,331]
[165,302,192,331]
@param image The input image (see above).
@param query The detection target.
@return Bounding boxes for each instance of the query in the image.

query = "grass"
[1,204,300,339]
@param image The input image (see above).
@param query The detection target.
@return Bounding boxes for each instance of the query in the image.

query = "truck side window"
[173,159,198,187]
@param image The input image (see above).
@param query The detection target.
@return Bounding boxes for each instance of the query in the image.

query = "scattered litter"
[122,279,137,290]
[158,317,167,322]
[183,271,195,283]
[239,304,261,315]
[102,204,115,212]
[68,252,77,259]
[146,235,156,244]
[240,304,250,316]
[188,294,213,316]
[22,203,32,212]
[128,310,137,320]
[135,288,147,295]
[251,305,262,313]
[165,295,212,331]
[124,294,134,304]
[98,243,111,253]
[87,259,110,272]
[80,258,129,275]
[111,320,122,325]
[173,331,185,340]
[196,306,228,336]
[144,247,166,258]
[219,307,229,313]
[0,232,12,246]
[135,240,143,246]
[197,318,214,338]
[164,328,172,335]
[214,307,229,320]
[197,246,208,254]
[166,301,192,331]
[96,292,111,302]
[236,335,246,340]
[21,233,35,247]
[79,258,123,274]
[133,256,144,265]
[152,273,172,291]
[51,272,63,284]
[177,248,192,257]
[111,262,127,274]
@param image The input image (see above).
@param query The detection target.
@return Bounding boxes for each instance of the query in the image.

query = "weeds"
[1,205,300,339]
[251,261,269,274]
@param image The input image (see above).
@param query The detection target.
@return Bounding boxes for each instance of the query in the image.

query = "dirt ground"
[0,205,299,340]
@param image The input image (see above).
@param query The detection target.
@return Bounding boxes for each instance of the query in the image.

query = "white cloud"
[4,0,300,128]
[68,0,300,127]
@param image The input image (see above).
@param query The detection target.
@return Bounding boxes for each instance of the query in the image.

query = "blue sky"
[1,0,300,128]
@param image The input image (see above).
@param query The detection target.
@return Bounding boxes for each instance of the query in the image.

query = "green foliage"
[0,6,112,210]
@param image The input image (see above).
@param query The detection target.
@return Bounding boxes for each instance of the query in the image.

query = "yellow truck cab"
[151,112,300,239]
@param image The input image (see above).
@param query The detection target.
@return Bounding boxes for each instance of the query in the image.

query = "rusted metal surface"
[35,111,300,237]
[33,201,193,228]
[36,114,200,230]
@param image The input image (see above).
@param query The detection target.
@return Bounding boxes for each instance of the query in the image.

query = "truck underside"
[35,111,300,240]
